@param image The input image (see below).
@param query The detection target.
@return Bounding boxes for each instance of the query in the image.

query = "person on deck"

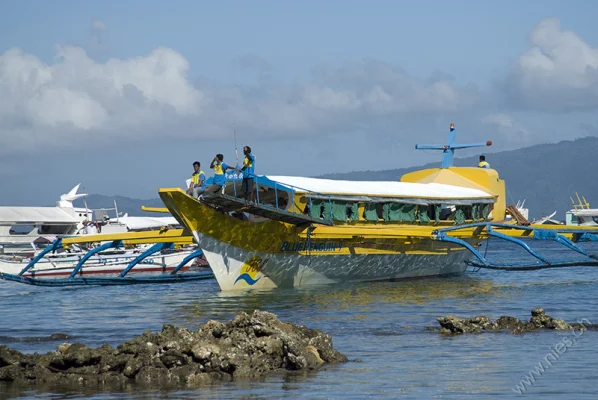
[241,146,256,202]
[187,161,206,198]
[204,154,238,195]
[478,155,490,169]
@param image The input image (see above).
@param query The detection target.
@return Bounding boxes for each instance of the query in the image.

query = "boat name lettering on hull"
[280,241,343,252]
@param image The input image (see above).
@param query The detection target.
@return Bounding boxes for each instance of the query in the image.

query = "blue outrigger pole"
[0,237,213,287]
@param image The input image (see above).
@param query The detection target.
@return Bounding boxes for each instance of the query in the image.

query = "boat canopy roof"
[111,216,181,231]
[0,207,78,224]
[261,176,495,203]
[568,209,598,216]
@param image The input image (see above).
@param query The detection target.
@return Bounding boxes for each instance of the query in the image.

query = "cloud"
[481,114,534,146]
[87,18,110,58]
[0,46,479,155]
[2,17,596,157]
[0,45,206,152]
[91,18,107,32]
[503,18,598,112]
[231,54,272,73]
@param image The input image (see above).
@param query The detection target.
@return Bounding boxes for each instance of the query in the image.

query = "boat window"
[325,201,359,222]
[454,206,467,225]
[331,201,346,221]
[592,216,598,224]
[363,203,379,221]
[434,204,441,223]
[38,224,75,235]
[483,204,492,220]
[463,206,473,221]
[309,199,324,219]
[383,203,416,222]
[439,205,455,220]
[8,224,35,235]
[376,203,384,220]
[347,203,358,221]
[417,205,431,223]
[323,201,332,220]
[471,203,491,221]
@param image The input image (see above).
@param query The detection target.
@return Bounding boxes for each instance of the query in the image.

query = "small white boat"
[0,245,208,278]
[0,183,181,255]
[565,193,598,226]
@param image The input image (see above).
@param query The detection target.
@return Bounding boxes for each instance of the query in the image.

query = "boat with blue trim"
[0,228,212,286]
[156,123,598,292]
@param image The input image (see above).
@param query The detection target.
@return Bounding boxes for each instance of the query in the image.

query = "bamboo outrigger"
[0,228,213,286]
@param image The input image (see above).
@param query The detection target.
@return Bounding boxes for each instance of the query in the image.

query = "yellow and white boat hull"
[194,230,472,290]
[160,188,480,291]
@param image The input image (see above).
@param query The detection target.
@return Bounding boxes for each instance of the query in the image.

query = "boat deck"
[201,194,333,226]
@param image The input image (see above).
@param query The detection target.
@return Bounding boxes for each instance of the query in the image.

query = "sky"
[1,0,598,204]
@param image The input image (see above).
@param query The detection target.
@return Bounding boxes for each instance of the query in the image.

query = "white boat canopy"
[0,207,78,225]
[111,216,181,231]
[262,176,495,204]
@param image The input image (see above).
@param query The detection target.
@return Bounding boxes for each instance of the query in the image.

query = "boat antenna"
[83,199,90,220]
[233,122,239,166]
[114,199,120,223]
[414,123,492,168]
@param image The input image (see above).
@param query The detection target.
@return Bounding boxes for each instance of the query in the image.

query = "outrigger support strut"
[486,225,551,264]
[2,236,214,287]
[171,248,205,275]
[18,239,64,276]
[119,242,174,278]
[69,240,123,278]
[433,222,598,271]
[533,229,596,259]
[433,231,490,266]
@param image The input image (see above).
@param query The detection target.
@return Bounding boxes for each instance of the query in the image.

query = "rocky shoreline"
[2,307,594,395]
[437,308,593,334]
[0,310,347,390]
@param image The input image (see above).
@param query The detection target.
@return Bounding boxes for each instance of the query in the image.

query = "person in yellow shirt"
[478,155,490,168]
[187,161,206,197]
[205,154,239,195]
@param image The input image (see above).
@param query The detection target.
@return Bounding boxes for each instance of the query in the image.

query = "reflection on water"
[1,242,598,398]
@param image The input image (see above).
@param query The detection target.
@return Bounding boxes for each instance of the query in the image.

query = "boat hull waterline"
[194,231,472,291]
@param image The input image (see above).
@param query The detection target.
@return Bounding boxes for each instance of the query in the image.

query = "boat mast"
[414,123,492,168]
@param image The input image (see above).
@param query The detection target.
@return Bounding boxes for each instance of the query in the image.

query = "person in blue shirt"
[187,161,206,198]
[204,153,238,195]
[241,145,256,202]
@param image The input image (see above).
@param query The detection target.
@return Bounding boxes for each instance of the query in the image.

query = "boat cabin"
[216,174,497,226]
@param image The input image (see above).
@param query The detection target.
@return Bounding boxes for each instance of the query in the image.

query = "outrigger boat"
[155,124,598,291]
[0,183,182,256]
[0,228,212,286]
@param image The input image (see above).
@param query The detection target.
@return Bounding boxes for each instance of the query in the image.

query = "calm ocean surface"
[1,241,598,399]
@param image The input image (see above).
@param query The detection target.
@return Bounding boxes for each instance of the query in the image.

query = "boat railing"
[224,175,336,220]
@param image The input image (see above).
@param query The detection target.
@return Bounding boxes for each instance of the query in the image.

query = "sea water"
[1,241,597,399]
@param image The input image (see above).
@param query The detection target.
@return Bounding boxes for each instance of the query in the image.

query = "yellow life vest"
[213,163,224,175]
[478,161,490,168]
[191,170,205,184]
